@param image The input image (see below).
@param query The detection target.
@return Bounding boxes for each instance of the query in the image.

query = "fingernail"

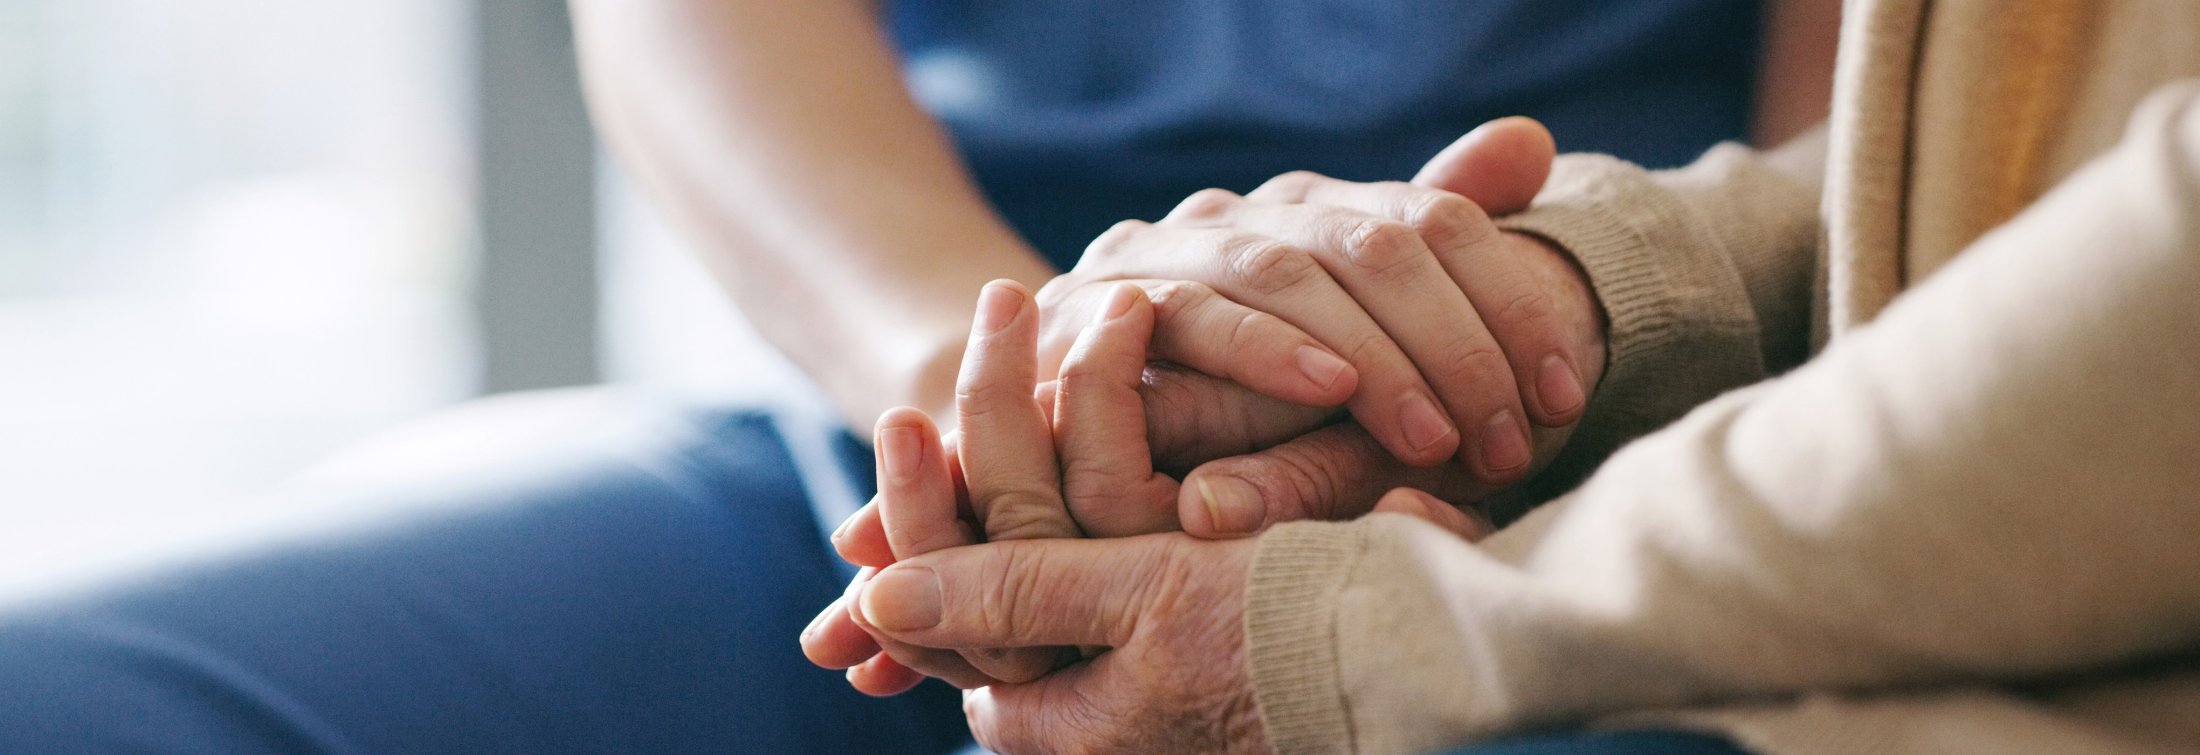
[1536,355,1585,417]
[879,426,921,481]
[1098,283,1139,323]
[860,566,942,631]
[1399,394,1457,453]
[1197,476,1266,535]
[829,514,853,544]
[974,283,1021,335]
[1480,411,1531,473]
[1294,347,1350,391]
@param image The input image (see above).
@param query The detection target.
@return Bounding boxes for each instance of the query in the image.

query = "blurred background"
[0,0,780,598]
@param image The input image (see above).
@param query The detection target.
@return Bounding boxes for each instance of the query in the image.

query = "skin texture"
[807,121,1593,698]
[853,500,1479,754]
[584,2,1839,745]
[574,0,1833,440]
[829,118,1596,556]
[1036,118,1576,482]
[572,0,1055,431]
[820,281,1486,752]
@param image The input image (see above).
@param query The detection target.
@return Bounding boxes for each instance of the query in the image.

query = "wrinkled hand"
[850,490,1488,754]
[828,303,1489,750]
[864,531,1262,754]
[808,117,1600,702]
[805,280,1193,692]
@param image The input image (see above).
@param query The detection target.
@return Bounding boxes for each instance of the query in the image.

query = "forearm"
[571,0,1055,427]
[1249,83,2200,752]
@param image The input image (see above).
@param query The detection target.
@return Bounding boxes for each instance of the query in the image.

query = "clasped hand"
[800,118,1604,753]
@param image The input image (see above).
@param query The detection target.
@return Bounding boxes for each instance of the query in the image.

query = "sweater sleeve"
[1497,132,1825,505]
[1247,83,2200,754]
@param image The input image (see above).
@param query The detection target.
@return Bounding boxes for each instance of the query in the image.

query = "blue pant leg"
[0,409,966,754]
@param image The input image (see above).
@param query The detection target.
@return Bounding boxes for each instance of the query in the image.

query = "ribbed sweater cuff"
[1245,521,1366,754]
[1494,153,1769,505]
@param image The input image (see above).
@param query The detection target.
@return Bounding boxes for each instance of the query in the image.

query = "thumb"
[1411,116,1556,215]
[1369,487,1495,542]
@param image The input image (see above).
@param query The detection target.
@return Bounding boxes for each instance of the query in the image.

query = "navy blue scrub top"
[887,0,1761,269]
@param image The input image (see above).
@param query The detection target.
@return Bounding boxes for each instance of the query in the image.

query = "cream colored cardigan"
[1243,1,2200,752]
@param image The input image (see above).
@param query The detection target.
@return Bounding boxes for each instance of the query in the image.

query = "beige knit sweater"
[1243,1,2200,753]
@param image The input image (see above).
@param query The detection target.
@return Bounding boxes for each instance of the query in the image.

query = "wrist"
[827,248,1056,433]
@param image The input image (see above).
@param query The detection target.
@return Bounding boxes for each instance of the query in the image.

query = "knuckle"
[1428,337,1512,385]
[1055,347,1111,384]
[1054,370,1108,408]
[977,488,1072,540]
[954,374,1030,413]
[1487,289,1559,332]
[1143,538,1202,608]
[1221,310,1290,364]
[1056,369,1146,424]
[1061,459,1135,506]
[1083,219,1151,260]
[1339,216,1424,275]
[1170,188,1241,220]
[1337,329,1397,368]
[1142,279,1216,323]
[1222,235,1319,296]
[1405,191,1495,250]
[1251,170,1325,201]
[975,546,1035,640]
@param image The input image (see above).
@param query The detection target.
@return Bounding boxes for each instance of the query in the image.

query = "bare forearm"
[571,0,1054,426]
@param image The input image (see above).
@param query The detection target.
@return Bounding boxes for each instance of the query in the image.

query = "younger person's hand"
[834,118,1606,550]
[1034,117,1602,492]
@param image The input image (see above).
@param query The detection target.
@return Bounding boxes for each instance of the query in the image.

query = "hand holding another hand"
[811,282,1492,752]
[806,117,1608,738]
[1034,117,1603,495]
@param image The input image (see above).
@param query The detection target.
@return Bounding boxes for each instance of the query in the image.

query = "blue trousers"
[0,404,1742,754]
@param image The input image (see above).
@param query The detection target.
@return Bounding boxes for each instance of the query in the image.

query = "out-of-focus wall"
[0,0,479,596]
[0,0,792,600]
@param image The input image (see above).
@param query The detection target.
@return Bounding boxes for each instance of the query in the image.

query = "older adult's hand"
[850,486,1486,754]
[812,118,1597,698]
[809,282,1494,750]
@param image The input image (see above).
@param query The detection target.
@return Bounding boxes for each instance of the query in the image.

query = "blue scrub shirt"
[888,0,1762,268]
